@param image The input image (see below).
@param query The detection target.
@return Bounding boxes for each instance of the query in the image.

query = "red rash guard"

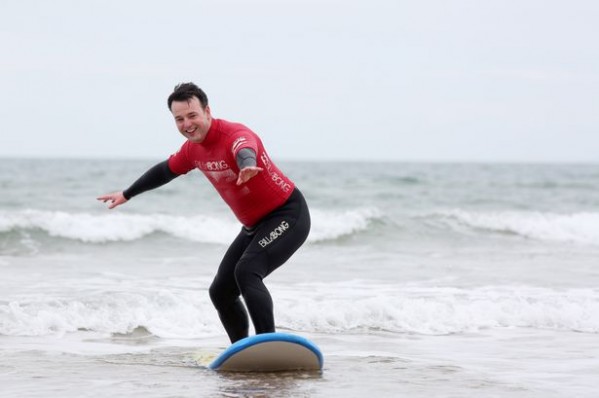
[168,118,295,227]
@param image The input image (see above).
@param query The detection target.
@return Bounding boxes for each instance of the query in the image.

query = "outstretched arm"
[97,160,179,209]
[236,148,263,185]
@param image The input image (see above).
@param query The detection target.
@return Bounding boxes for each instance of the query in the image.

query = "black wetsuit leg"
[209,188,311,343]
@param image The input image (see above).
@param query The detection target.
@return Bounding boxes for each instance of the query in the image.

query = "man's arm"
[97,160,179,209]
[235,148,263,185]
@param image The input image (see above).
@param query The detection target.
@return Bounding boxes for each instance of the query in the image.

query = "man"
[98,83,311,343]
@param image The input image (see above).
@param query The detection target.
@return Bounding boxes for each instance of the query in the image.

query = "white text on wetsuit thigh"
[258,220,290,248]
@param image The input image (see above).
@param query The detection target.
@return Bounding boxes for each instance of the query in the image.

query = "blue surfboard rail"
[209,332,323,371]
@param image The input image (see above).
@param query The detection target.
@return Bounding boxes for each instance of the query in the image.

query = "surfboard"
[209,332,323,372]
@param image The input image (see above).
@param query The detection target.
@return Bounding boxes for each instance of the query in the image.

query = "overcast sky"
[1,0,597,162]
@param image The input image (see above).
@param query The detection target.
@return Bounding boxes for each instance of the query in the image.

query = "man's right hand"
[97,192,128,209]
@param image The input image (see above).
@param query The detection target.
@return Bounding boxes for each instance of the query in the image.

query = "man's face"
[171,97,212,143]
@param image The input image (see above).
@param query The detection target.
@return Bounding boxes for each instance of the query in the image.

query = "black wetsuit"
[210,187,310,342]
[122,150,310,343]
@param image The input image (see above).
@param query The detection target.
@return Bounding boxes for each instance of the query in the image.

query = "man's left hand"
[236,166,264,185]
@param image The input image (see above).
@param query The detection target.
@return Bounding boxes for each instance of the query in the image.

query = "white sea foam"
[0,207,381,245]
[1,283,597,338]
[0,210,240,244]
[308,207,382,242]
[279,283,599,335]
[0,290,220,338]
[431,210,599,246]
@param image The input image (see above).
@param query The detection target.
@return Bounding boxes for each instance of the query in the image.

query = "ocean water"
[1,158,598,397]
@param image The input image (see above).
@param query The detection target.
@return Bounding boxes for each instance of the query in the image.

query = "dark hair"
[167,82,209,110]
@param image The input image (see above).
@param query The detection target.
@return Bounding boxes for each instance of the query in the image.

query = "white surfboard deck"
[209,332,323,372]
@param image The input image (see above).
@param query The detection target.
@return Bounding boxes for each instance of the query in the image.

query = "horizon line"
[0,155,597,166]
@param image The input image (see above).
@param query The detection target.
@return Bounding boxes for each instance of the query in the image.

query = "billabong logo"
[203,160,229,171]
[258,220,290,248]
[260,152,291,192]
[270,171,291,192]
[260,152,271,168]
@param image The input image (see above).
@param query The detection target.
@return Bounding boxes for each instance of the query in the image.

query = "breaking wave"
[0,207,383,245]
[428,210,599,246]
[2,282,598,338]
